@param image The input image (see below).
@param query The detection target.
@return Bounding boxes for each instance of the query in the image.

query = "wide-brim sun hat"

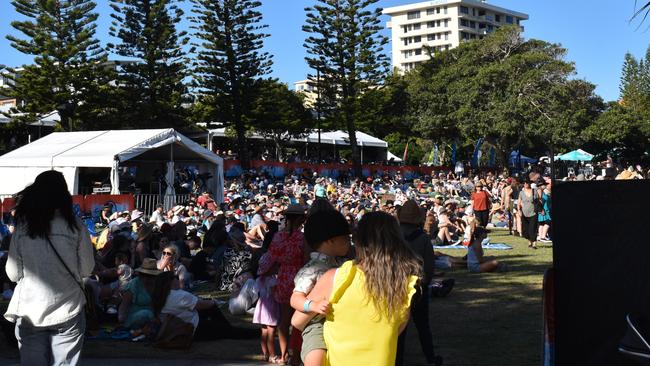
[398,200,424,225]
[135,258,162,276]
[131,210,144,222]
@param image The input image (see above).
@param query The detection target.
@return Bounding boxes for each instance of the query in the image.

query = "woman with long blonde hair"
[292,211,422,365]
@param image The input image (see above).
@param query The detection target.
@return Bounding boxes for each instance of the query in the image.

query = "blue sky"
[0,0,649,101]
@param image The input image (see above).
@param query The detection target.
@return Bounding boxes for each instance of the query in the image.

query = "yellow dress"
[323,261,418,366]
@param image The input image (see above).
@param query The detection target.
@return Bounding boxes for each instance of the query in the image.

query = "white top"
[149,211,166,227]
[5,215,95,326]
[161,289,200,329]
[117,264,133,289]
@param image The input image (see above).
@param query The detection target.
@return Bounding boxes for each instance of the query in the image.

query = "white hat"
[173,205,185,215]
[131,210,144,222]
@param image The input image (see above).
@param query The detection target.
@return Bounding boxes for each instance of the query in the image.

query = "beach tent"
[0,129,224,202]
[509,151,537,167]
[387,151,403,162]
[556,149,594,162]
[206,128,388,148]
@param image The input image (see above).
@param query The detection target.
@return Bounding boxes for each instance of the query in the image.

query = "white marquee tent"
[0,129,224,202]
[207,128,388,148]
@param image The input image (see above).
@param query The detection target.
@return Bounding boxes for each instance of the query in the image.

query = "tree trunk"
[345,108,361,178]
[234,116,249,169]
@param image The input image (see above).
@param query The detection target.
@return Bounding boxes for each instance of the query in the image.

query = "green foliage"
[4,0,110,131]
[248,79,314,161]
[303,0,389,172]
[383,132,428,166]
[191,0,273,167]
[356,73,411,139]
[108,0,190,129]
[585,47,650,155]
[408,26,603,163]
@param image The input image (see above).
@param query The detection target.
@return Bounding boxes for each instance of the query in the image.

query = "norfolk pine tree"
[191,0,273,168]
[5,0,109,131]
[303,0,390,175]
[108,0,190,129]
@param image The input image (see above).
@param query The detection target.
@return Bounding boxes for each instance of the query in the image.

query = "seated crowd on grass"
[0,161,645,365]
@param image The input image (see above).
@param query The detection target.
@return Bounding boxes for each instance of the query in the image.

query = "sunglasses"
[163,251,174,256]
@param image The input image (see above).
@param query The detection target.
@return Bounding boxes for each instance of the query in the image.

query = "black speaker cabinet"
[553,180,650,365]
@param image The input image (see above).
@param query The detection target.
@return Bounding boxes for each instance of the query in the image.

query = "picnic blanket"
[86,327,132,341]
[434,243,513,250]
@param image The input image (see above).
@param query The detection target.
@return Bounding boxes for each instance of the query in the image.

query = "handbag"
[533,189,544,214]
[44,236,99,330]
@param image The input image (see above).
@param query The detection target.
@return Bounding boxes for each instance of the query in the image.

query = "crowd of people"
[2,159,646,365]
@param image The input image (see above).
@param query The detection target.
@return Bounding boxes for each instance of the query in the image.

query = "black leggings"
[475,210,489,227]
[521,215,538,242]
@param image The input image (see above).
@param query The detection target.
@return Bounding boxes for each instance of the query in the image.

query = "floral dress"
[267,230,305,304]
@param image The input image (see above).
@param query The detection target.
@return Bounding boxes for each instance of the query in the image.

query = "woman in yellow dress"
[293,211,422,365]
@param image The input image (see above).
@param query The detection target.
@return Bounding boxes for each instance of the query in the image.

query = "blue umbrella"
[556,149,594,162]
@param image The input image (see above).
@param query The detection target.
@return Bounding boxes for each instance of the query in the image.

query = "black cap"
[304,210,350,248]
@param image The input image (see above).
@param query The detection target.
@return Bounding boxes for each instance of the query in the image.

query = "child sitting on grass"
[289,210,351,366]
[467,226,506,273]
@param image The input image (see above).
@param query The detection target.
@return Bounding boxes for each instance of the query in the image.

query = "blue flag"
[451,142,457,166]
[471,138,484,168]
[488,147,496,167]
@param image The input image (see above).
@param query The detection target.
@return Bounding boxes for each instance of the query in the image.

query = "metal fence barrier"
[134,194,191,218]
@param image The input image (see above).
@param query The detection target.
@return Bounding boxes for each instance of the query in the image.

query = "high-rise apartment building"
[383,0,528,72]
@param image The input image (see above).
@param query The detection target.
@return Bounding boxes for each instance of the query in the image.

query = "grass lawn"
[0,230,552,365]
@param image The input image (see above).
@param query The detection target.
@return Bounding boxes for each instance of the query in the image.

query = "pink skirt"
[253,294,280,326]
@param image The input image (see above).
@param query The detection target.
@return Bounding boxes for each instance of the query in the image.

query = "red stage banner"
[84,194,135,220]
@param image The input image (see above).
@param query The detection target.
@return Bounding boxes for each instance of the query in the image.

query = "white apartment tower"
[383,0,528,72]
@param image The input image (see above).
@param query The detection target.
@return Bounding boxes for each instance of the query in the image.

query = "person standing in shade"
[518,179,539,249]
[395,200,443,366]
[471,182,491,227]
[4,170,95,366]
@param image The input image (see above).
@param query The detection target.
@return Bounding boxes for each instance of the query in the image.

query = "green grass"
[408,230,553,366]
[0,230,552,364]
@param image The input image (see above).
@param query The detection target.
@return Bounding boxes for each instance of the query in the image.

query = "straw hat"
[135,258,162,276]
[173,205,185,215]
[397,200,424,225]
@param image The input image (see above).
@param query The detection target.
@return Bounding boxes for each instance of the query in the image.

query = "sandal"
[269,355,283,364]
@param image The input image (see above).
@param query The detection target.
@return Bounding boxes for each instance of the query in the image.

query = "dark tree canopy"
[303,0,390,174]
[191,0,273,168]
[108,0,190,129]
[5,0,110,131]
[407,26,604,163]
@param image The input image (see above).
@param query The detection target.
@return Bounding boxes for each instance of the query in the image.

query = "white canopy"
[387,151,403,162]
[208,128,388,148]
[0,129,224,202]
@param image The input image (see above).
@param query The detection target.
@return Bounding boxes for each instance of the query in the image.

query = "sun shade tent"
[509,151,537,167]
[207,128,389,148]
[556,149,594,162]
[0,129,224,202]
